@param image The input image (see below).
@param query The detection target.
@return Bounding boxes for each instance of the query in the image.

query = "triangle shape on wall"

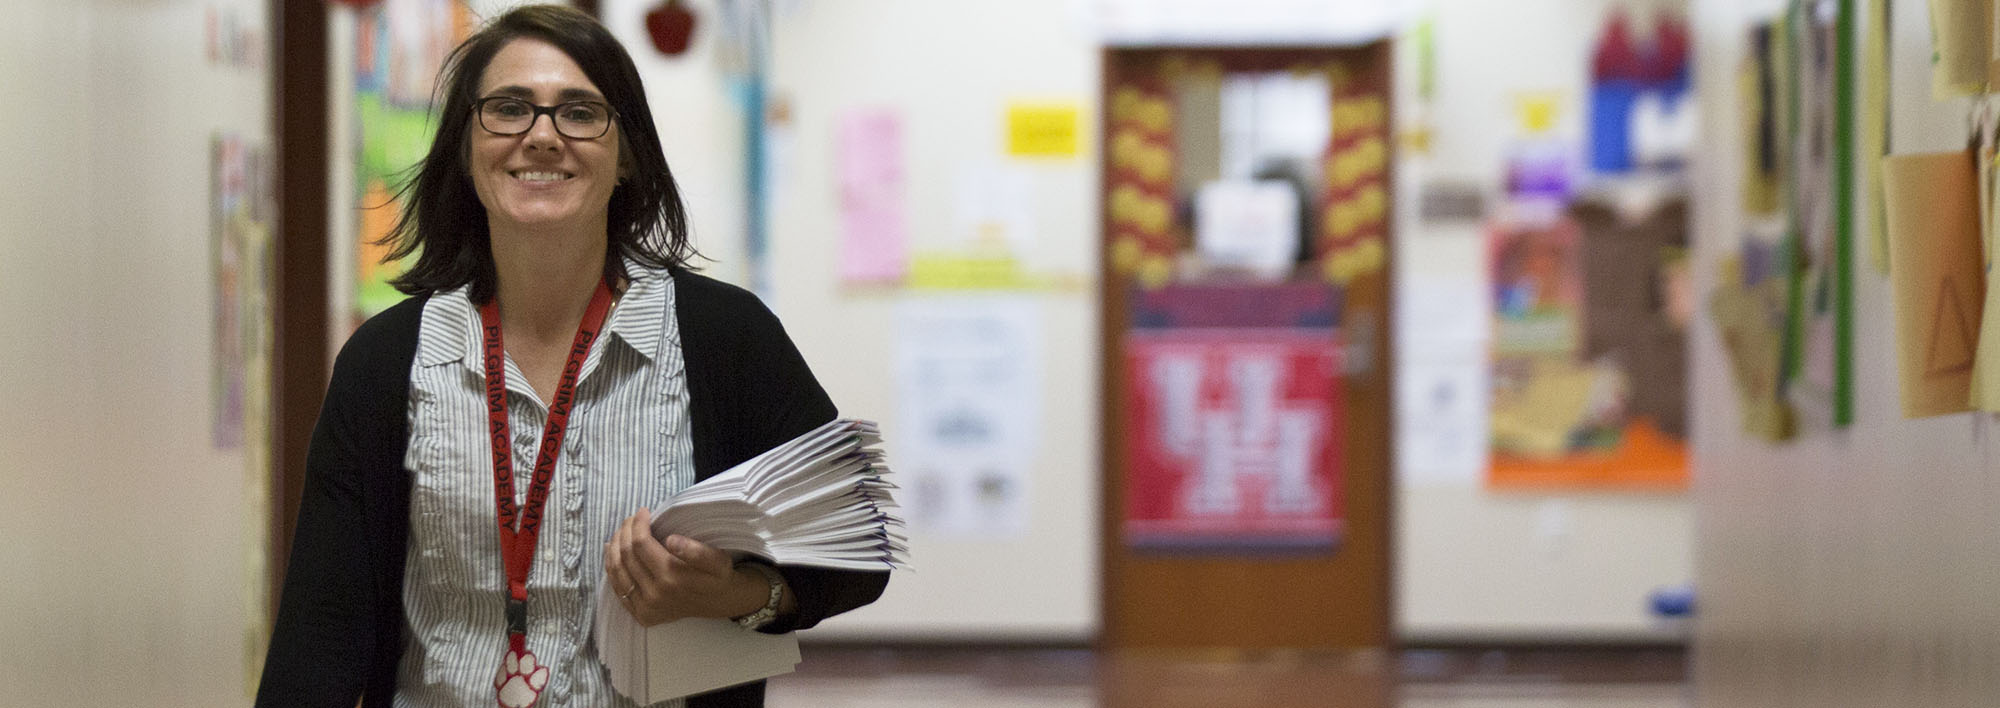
[1927,276,1977,376]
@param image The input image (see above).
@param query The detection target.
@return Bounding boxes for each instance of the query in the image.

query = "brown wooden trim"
[268,0,330,615]
[1370,38,1399,650]
[1095,46,1118,653]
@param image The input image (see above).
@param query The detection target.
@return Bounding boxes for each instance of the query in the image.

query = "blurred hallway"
[11,0,2000,705]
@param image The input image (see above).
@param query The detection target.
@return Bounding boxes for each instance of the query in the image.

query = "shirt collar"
[410,261,676,370]
[414,285,481,369]
[603,264,671,364]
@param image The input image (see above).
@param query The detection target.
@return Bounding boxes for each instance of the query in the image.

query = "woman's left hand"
[603,508,760,626]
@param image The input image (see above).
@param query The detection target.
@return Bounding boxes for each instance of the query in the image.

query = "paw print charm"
[494,648,550,707]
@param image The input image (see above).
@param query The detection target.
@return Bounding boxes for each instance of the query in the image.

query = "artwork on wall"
[212,130,278,693]
[1780,0,1850,431]
[1860,0,1890,274]
[1926,0,1987,97]
[1710,229,1800,440]
[1122,283,1344,551]
[1486,212,1689,488]
[1711,0,1856,438]
[1882,151,1982,417]
[205,4,266,69]
[351,0,471,326]
[210,133,273,451]
[1105,71,1179,288]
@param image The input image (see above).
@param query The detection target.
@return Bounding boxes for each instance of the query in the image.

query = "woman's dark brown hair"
[382,4,696,302]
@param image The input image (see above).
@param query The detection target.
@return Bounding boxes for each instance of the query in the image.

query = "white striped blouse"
[394,263,691,708]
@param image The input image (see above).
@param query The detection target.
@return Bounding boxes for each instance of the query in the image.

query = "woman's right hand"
[602,508,771,626]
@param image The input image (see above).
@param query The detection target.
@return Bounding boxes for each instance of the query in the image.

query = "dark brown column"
[268,0,329,614]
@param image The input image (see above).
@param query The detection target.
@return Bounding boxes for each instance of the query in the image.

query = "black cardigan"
[256,268,889,707]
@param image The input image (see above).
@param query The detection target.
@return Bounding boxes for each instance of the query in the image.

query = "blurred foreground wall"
[1689,0,2000,704]
[0,0,275,704]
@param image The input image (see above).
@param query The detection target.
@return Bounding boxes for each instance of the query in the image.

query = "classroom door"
[1098,43,1395,649]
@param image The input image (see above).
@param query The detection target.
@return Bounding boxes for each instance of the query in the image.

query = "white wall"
[1689,0,2000,704]
[601,0,753,285]
[754,0,1103,641]
[0,0,272,704]
[1393,0,1693,641]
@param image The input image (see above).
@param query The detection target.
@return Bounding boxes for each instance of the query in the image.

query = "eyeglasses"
[472,96,616,140]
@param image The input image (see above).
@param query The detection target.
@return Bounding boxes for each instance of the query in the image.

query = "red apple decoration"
[646,0,696,56]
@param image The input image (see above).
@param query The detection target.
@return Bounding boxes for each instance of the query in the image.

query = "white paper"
[1395,358,1490,487]
[595,419,906,703]
[952,163,1038,261]
[1195,180,1301,277]
[643,618,801,701]
[894,297,1042,538]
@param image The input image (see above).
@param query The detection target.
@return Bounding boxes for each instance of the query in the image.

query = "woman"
[256,6,887,707]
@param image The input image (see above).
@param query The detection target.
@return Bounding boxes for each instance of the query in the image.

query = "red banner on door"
[1122,285,1344,551]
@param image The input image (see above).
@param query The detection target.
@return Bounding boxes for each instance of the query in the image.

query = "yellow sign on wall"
[1007,102,1081,158]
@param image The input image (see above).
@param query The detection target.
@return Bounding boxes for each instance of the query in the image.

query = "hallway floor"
[766,646,1687,707]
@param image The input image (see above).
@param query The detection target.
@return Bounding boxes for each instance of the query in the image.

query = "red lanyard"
[477,278,613,649]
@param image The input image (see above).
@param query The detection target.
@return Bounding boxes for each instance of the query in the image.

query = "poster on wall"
[894,297,1041,538]
[1711,2,1855,439]
[837,108,908,286]
[1488,215,1688,489]
[211,130,277,696]
[351,0,471,326]
[211,135,246,450]
[1122,283,1344,551]
[1780,0,1847,432]
[210,133,273,451]
[1396,357,1488,486]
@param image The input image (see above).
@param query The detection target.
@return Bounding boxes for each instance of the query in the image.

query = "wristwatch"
[733,562,785,630]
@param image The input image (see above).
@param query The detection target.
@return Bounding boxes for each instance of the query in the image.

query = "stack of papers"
[596,419,909,702]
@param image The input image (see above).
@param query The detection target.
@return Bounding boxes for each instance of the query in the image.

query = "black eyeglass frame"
[471,96,619,140]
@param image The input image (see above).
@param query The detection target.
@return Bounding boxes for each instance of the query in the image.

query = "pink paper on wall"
[838,109,908,284]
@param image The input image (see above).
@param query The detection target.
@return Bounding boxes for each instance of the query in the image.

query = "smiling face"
[469,38,623,238]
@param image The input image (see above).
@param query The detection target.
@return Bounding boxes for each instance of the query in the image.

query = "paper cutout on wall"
[1929,278,1977,376]
[1928,0,1990,97]
[1708,252,1796,441]
[1007,102,1082,158]
[1883,150,1982,417]
[838,109,910,284]
[1862,0,1891,274]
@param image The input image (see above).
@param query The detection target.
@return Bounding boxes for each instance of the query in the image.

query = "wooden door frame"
[268,0,330,614]
[1096,41,1398,650]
